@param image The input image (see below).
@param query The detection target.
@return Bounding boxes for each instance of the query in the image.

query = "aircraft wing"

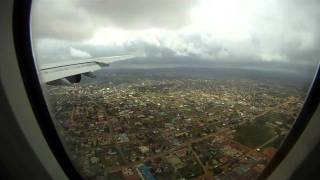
[39,54,135,84]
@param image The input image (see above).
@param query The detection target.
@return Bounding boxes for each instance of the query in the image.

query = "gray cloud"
[31,0,194,41]
[31,0,320,73]
[76,0,195,29]
[31,0,97,41]
[70,47,92,58]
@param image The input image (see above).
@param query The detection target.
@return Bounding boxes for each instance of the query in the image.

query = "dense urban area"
[47,68,305,180]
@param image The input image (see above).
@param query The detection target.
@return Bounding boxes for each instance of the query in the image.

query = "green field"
[235,123,276,148]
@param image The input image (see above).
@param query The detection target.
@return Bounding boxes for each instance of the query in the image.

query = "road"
[104,97,296,178]
[250,98,296,123]
[105,129,229,172]
[257,131,288,149]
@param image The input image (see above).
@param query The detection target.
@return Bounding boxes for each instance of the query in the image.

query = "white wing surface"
[39,55,135,83]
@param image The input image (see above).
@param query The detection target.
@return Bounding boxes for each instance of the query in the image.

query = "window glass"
[31,0,319,179]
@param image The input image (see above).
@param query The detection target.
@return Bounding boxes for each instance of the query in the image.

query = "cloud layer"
[70,47,92,58]
[31,0,320,71]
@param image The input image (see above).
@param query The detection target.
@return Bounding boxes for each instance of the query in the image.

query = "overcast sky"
[31,0,319,71]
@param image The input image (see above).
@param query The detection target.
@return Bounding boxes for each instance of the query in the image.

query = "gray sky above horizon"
[31,0,320,70]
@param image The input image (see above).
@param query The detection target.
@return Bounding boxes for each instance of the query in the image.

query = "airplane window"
[30,0,319,179]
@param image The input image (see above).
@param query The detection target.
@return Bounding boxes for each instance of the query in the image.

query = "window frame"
[13,0,83,179]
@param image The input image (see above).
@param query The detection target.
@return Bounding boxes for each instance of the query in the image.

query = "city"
[47,69,305,180]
